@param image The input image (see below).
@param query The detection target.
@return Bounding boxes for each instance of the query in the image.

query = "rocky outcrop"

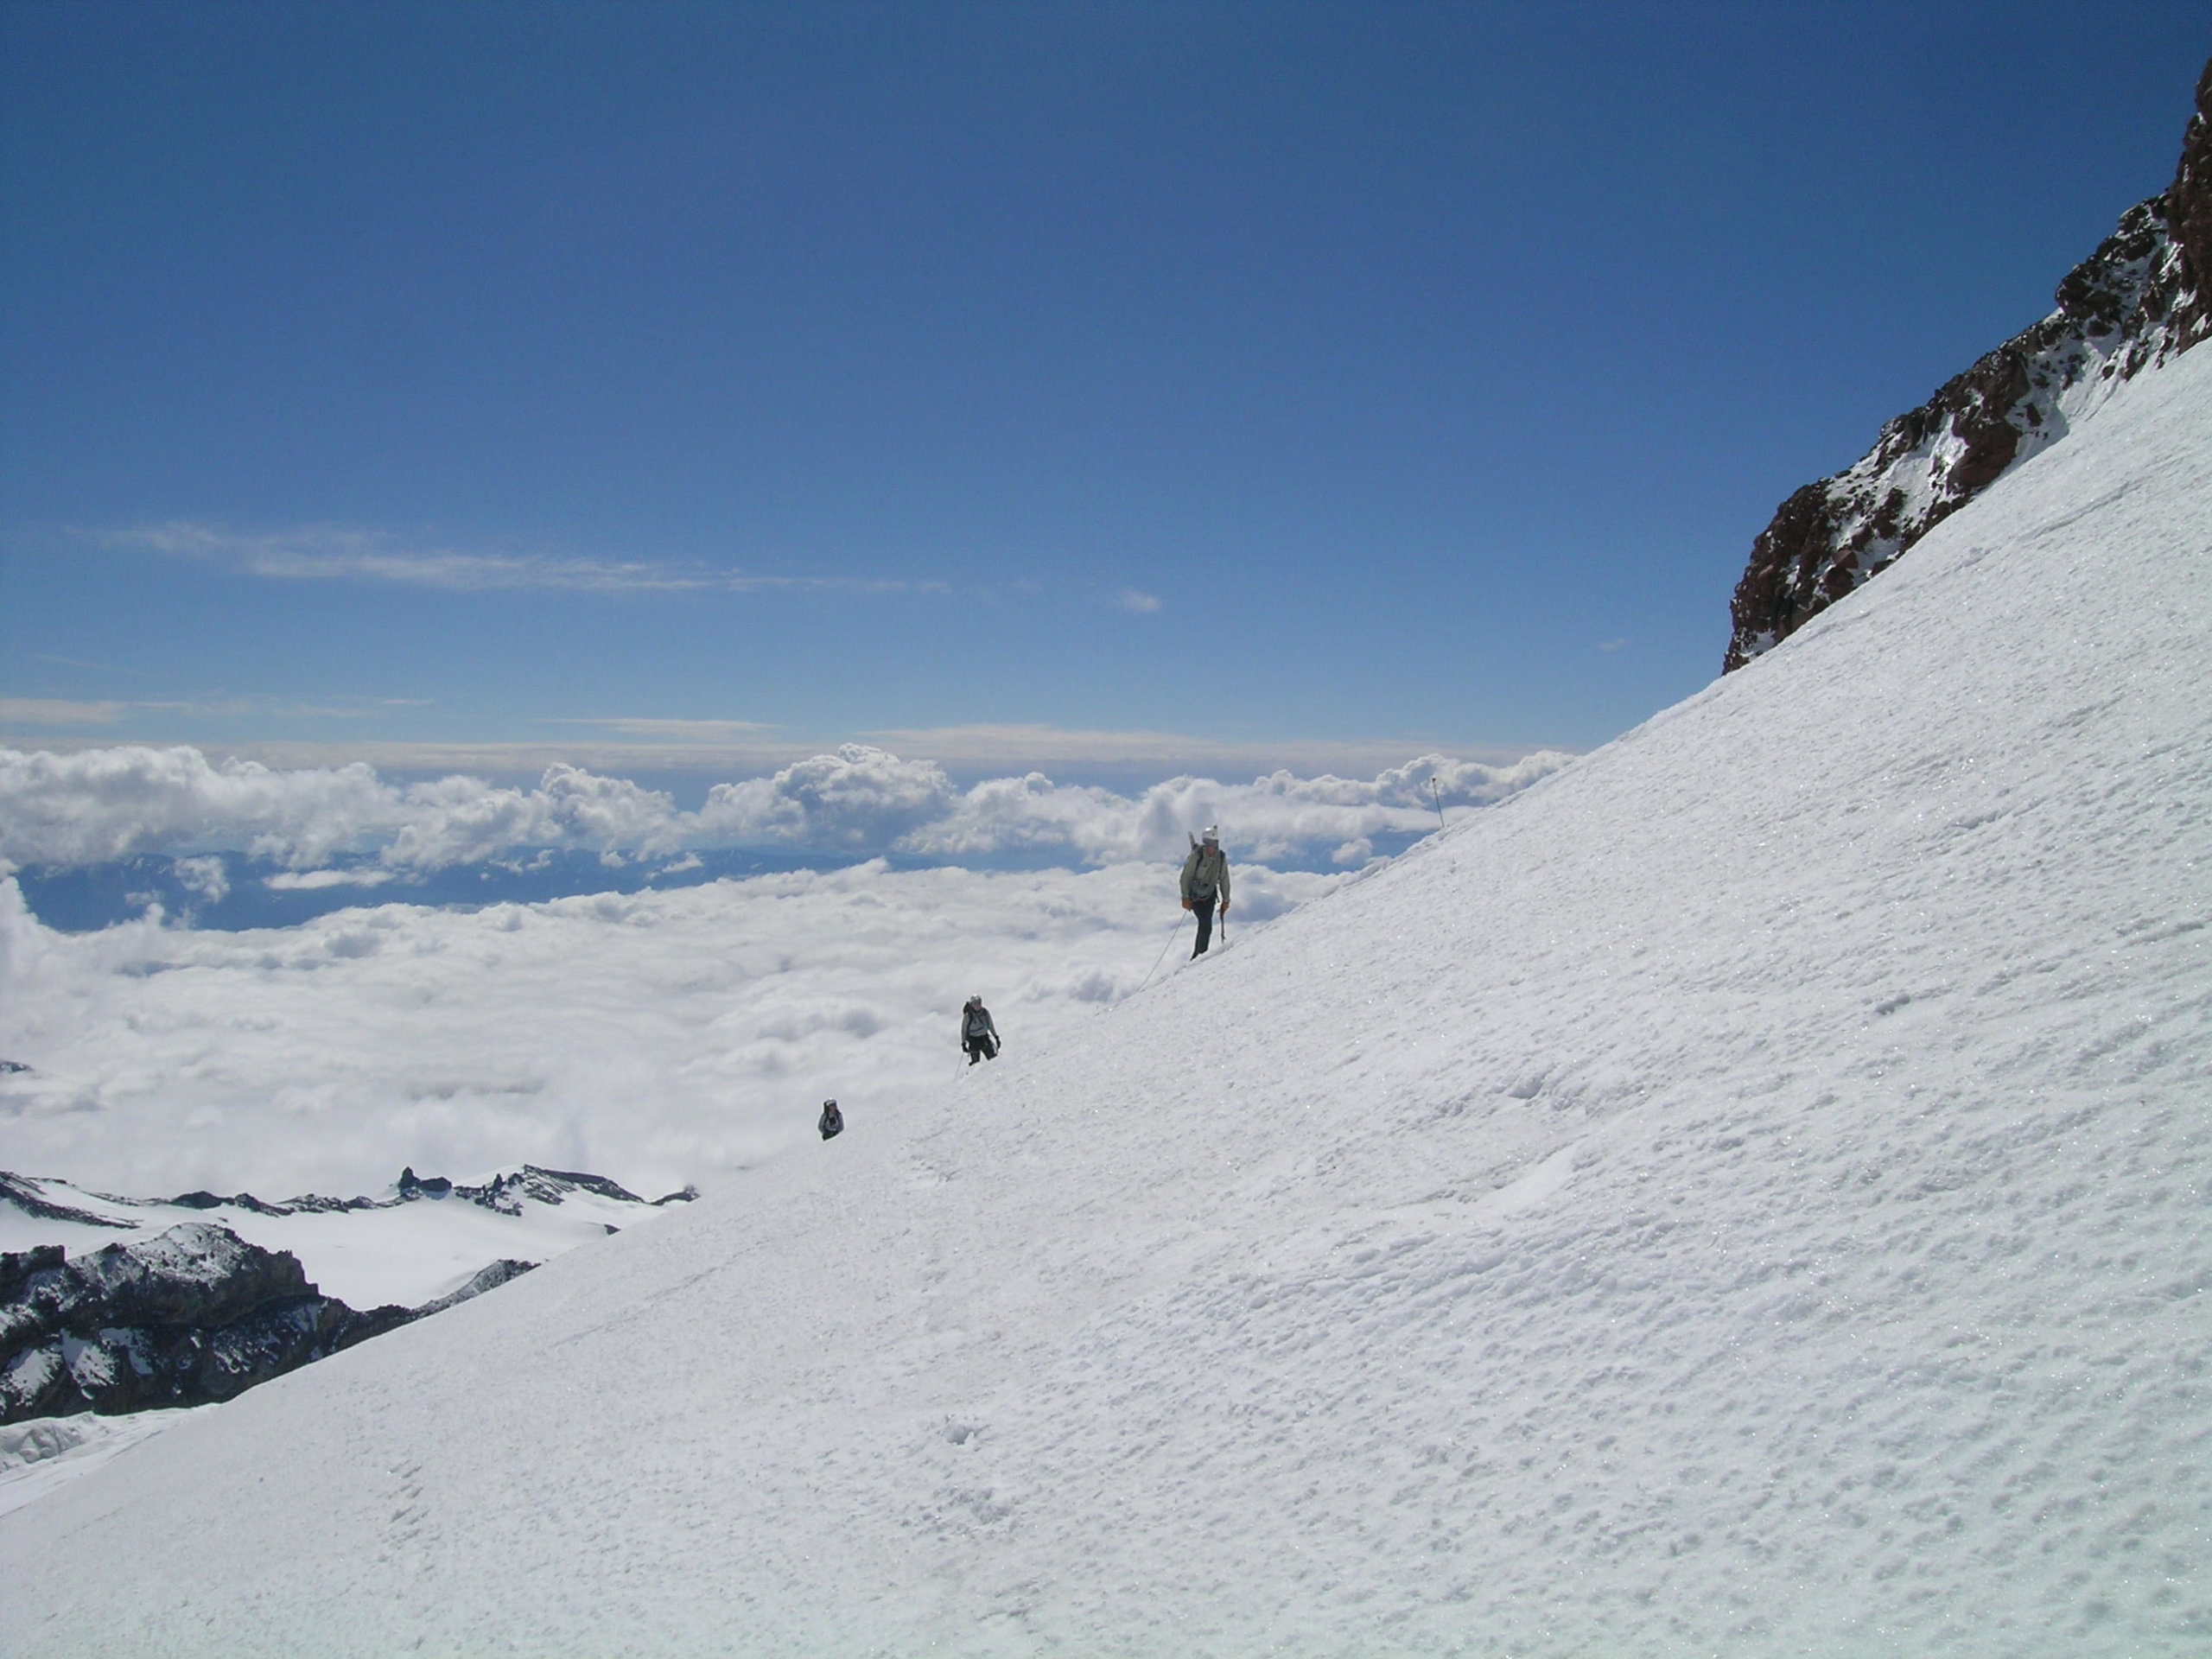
[1724,57,2212,671]
[0,1162,697,1424]
[0,1224,524,1424]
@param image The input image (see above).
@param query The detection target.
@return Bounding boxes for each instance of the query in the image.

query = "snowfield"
[1,345,2206,1655]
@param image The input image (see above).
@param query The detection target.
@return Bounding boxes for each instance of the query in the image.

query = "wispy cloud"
[860,723,1200,765]
[99,522,948,598]
[1598,638,1628,652]
[34,655,151,679]
[1115,588,1162,613]
[547,717,782,743]
[854,724,1547,777]
[0,695,419,729]
[0,698,130,726]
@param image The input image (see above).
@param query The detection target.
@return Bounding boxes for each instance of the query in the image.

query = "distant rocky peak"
[1724,56,2212,673]
[394,1164,694,1216]
[163,1165,695,1218]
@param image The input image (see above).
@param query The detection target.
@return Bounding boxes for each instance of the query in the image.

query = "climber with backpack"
[1179,825,1231,957]
[960,995,1001,1065]
[817,1098,843,1141]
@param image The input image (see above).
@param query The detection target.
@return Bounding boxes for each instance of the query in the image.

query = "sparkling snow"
[0,346,2206,1655]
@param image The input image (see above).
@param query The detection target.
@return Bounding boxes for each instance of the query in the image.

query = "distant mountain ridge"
[1724,54,2212,671]
[2,1163,694,1229]
[168,1163,698,1219]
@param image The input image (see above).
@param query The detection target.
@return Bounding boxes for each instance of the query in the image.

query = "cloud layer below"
[0,743,1573,876]
[0,861,1340,1198]
[0,741,1567,1196]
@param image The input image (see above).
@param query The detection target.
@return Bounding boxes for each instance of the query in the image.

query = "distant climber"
[817,1098,843,1141]
[1180,825,1231,957]
[960,995,1001,1065]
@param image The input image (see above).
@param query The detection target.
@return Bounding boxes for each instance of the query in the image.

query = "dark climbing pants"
[964,1034,998,1065]
[1191,896,1216,957]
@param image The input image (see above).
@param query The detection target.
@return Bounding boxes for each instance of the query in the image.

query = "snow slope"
[1,348,2206,1655]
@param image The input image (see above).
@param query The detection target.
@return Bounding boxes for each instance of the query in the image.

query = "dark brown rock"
[2166,57,2212,344]
[1724,56,2212,673]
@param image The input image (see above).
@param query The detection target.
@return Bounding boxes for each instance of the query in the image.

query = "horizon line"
[0,727,1573,781]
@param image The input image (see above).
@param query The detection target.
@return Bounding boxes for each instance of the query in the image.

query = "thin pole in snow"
[1428,777,1446,834]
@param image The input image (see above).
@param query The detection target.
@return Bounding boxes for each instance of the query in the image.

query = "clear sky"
[3,1,2206,777]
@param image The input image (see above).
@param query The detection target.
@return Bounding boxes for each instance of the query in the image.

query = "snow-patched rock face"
[0,1163,700,1425]
[0,1225,413,1422]
[1723,54,2212,671]
[0,1222,549,1424]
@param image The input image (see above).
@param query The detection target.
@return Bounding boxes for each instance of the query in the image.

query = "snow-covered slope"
[2,349,2206,1654]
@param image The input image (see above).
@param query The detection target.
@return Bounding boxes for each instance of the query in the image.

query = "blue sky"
[3,1,2206,778]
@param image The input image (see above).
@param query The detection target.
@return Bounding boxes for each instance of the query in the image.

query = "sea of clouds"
[0,859,1345,1201]
[0,742,1569,1201]
[0,742,1570,877]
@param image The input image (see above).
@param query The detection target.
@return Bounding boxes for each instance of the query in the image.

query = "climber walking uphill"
[1180,825,1231,957]
[960,995,1001,1065]
[817,1098,843,1141]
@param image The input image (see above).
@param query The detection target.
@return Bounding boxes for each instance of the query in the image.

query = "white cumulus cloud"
[696,746,961,850]
[0,743,1573,877]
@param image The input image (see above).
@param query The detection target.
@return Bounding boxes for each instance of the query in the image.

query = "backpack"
[1185,841,1218,900]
